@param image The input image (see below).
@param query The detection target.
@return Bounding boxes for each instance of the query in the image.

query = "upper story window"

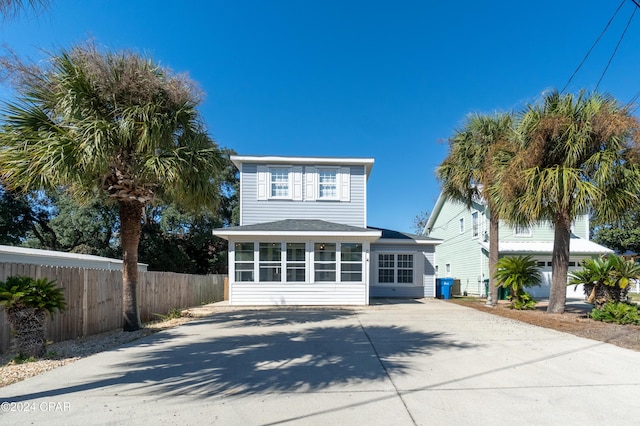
[459,218,465,234]
[514,225,532,237]
[471,211,479,239]
[305,166,351,202]
[318,168,338,199]
[257,165,303,201]
[270,167,290,198]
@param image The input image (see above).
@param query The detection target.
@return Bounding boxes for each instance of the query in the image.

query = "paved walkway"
[1,299,640,425]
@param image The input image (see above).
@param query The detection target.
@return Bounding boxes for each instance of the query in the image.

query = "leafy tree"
[494,255,541,310]
[493,90,640,314]
[591,206,640,254]
[0,43,224,331]
[21,190,119,256]
[0,275,66,357]
[0,185,32,244]
[437,113,515,306]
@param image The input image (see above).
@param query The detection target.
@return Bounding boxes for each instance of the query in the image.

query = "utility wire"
[596,6,637,91]
[560,0,626,94]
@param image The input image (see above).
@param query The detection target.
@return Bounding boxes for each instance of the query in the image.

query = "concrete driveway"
[1,299,639,425]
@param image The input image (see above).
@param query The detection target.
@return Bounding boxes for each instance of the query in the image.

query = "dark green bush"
[590,302,640,325]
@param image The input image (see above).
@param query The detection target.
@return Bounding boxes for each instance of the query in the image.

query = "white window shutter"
[340,167,350,201]
[292,166,303,200]
[257,165,268,200]
[305,167,316,201]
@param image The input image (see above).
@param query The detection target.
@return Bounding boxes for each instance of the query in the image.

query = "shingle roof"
[213,219,382,239]
[368,227,442,243]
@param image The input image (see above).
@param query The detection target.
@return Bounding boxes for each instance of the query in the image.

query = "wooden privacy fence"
[0,263,226,354]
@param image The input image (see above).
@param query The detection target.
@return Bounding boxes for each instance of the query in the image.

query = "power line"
[596,6,637,91]
[560,0,626,94]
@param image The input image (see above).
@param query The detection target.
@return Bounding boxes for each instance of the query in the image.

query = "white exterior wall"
[239,163,367,227]
[230,283,367,305]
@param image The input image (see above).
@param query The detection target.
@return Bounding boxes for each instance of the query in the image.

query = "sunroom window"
[340,243,362,282]
[286,243,306,282]
[259,242,281,281]
[314,243,336,281]
[234,242,254,282]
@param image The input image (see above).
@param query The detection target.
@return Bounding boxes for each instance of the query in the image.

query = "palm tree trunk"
[548,212,571,313]
[120,200,143,331]
[487,209,500,306]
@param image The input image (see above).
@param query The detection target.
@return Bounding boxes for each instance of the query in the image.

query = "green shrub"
[495,255,541,310]
[511,291,537,310]
[590,302,640,325]
[0,276,66,358]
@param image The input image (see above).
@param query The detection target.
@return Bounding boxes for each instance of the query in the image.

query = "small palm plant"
[0,276,66,358]
[494,255,541,310]
[569,255,640,308]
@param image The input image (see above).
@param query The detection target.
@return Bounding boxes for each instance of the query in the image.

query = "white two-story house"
[213,155,441,305]
[425,191,612,298]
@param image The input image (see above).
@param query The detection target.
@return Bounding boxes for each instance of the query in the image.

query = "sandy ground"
[448,298,640,352]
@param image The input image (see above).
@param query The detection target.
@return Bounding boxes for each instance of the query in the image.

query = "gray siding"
[240,164,367,227]
[369,243,436,299]
[230,283,367,305]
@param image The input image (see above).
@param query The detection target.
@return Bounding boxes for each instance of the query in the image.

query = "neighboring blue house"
[424,192,613,298]
[213,155,441,305]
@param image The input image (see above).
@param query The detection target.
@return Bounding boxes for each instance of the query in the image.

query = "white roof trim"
[231,155,375,178]
[478,239,613,254]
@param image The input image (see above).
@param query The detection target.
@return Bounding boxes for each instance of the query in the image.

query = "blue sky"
[2,1,640,232]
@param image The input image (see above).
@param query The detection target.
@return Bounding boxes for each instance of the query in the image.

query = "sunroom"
[213,219,381,305]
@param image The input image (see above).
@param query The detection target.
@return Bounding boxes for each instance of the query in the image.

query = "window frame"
[259,242,282,282]
[269,166,292,199]
[376,252,415,285]
[234,242,255,282]
[471,211,479,239]
[316,167,339,201]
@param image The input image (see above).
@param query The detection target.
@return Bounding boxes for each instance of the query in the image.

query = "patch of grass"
[11,354,36,364]
[153,308,183,321]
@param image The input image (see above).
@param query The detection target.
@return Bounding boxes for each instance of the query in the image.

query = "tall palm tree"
[437,113,516,306]
[494,90,640,314]
[0,44,224,331]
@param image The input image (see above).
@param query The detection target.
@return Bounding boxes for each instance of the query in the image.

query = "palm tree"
[0,43,224,331]
[437,113,516,306]
[494,90,640,314]
[0,275,66,357]
[569,255,640,308]
[494,255,541,310]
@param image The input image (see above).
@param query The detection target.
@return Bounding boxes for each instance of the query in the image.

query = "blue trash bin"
[440,277,454,300]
